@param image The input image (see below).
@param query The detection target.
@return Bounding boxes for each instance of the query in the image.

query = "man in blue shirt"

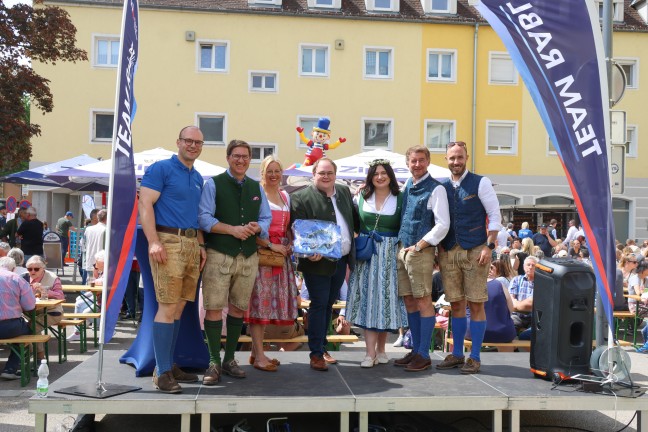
[198,140,271,383]
[139,126,207,394]
[532,224,557,258]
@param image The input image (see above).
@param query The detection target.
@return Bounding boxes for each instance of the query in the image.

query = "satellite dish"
[590,345,632,382]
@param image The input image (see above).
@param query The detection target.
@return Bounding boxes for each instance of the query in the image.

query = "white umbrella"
[283,149,450,181]
[51,148,226,183]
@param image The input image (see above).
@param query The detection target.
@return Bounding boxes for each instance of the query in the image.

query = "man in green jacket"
[291,157,359,371]
[199,139,272,384]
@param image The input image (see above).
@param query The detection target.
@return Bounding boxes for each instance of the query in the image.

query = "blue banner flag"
[476,0,616,330]
[101,0,140,344]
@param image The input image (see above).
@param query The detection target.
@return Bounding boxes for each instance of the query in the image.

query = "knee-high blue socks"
[407,311,421,353]
[452,317,467,358]
[153,322,174,374]
[469,320,487,362]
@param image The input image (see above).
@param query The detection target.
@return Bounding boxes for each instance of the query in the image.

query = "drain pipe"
[471,23,479,172]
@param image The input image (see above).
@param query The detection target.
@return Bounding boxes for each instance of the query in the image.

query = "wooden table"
[62,285,102,312]
[299,300,346,310]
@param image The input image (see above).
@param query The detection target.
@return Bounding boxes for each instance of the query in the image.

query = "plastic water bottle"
[36,360,49,398]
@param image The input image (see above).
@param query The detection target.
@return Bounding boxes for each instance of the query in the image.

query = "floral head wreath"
[367,158,391,167]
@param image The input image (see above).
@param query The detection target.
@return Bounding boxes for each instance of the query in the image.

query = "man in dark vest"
[436,141,501,375]
[199,139,271,384]
[394,146,449,372]
[291,157,359,371]
[140,125,206,393]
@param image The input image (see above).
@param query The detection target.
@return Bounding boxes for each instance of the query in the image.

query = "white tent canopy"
[283,149,450,181]
[51,148,226,183]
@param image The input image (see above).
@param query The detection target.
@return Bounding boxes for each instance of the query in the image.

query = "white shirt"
[449,170,502,232]
[564,225,578,245]
[410,173,450,247]
[496,227,510,250]
[83,222,106,271]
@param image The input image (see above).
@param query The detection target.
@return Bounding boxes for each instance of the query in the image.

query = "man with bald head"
[139,126,207,393]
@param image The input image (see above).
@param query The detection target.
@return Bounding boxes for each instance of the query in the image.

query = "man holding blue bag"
[291,157,359,371]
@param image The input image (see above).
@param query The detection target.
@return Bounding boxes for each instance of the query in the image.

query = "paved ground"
[1,265,647,431]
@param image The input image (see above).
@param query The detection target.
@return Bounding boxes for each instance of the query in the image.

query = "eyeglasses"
[179,137,204,147]
[316,171,335,177]
[628,260,638,264]
[447,141,467,149]
[229,154,250,161]
[27,267,42,272]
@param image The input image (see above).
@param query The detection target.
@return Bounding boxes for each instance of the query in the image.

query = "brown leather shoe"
[310,355,328,371]
[393,350,416,367]
[202,363,221,386]
[436,353,465,370]
[322,352,337,364]
[249,356,281,366]
[253,363,278,372]
[460,358,481,374]
[153,369,182,394]
[222,359,246,378]
[172,363,198,383]
[404,354,432,372]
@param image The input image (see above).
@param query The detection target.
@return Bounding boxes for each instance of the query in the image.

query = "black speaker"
[530,258,595,380]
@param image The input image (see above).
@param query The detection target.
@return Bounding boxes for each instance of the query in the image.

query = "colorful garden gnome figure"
[296,117,346,167]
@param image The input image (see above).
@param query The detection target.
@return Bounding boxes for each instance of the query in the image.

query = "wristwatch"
[266,243,273,250]
[487,242,496,250]
[415,243,423,252]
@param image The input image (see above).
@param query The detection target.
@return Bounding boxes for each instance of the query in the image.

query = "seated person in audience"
[23,255,64,360]
[0,257,36,380]
[68,250,105,341]
[509,256,538,340]
[628,261,648,319]
[466,275,516,352]
[8,248,27,276]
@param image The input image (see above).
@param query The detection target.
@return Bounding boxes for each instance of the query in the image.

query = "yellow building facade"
[30,0,647,240]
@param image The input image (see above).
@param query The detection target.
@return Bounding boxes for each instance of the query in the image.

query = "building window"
[596,0,624,22]
[489,52,517,85]
[362,118,393,149]
[296,116,320,148]
[197,114,226,145]
[249,0,282,5]
[427,49,456,82]
[249,71,278,92]
[425,120,455,152]
[250,144,277,163]
[307,0,341,9]
[486,121,517,155]
[364,47,393,79]
[91,110,114,142]
[421,0,457,14]
[617,59,639,89]
[625,125,638,157]
[93,36,119,67]
[198,41,229,72]
[366,0,398,12]
[300,44,329,77]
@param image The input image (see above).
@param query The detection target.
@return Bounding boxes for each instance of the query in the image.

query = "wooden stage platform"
[29,350,648,432]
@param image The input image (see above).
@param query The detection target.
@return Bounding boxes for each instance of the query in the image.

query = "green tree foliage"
[0,0,87,175]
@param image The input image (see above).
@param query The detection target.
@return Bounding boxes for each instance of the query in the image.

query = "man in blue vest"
[140,125,207,393]
[394,146,450,372]
[199,139,271,384]
[291,158,359,371]
[437,141,501,374]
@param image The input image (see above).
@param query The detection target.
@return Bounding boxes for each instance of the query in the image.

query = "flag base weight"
[55,382,141,399]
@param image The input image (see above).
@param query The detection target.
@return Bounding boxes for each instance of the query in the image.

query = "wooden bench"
[0,334,51,387]
[63,313,101,347]
[52,319,88,362]
[613,310,639,346]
